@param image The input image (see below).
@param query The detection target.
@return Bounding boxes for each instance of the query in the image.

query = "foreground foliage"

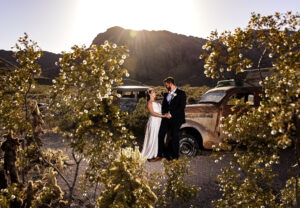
[0,33,67,207]
[201,12,300,207]
[163,156,200,203]
[97,147,157,208]
[97,148,199,208]
[0,34,200,207]
[46,42,199,206]
[48,42,134,179]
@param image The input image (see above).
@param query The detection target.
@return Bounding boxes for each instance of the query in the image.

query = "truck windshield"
[199,90,226,103]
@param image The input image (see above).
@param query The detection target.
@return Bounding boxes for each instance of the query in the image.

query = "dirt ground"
[42,132,297,208]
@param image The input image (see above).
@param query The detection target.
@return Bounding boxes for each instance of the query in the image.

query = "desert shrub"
[163,156,200,203]
[181,85,210,104]
[201,12,300,207]
[0,35,201,207]
[97,149,200,208]
[47,42,137,204]
[0,33,67,207]
[125,98,148,139]
[96,147,157,208]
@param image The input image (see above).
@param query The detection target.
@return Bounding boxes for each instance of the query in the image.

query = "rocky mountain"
[0,27,273,87]
[0,57,17,76]
[0,50,61,79]
[91,26,217,86]
[92,27,275,86]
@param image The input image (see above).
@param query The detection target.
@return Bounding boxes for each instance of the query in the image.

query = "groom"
[156,77,186,160]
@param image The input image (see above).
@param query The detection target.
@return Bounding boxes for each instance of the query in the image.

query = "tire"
[179,133,200,157]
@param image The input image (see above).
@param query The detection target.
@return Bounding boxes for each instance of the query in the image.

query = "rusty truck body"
[179,85,262,156]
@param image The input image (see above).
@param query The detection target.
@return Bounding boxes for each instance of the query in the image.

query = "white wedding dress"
[141,102,162,159]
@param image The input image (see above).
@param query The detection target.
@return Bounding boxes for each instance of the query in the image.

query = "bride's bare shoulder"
[147,101,153,107]
[147,101,160,106]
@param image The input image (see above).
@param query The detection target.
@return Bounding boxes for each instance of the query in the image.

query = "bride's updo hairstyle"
[146,88,154,101]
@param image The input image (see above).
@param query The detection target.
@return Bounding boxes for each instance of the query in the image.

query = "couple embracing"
[141,77,186,161]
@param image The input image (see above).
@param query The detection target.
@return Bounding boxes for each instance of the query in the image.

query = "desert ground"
[42,132,296,208]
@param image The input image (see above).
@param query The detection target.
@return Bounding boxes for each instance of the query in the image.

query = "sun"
[74,0,202,46]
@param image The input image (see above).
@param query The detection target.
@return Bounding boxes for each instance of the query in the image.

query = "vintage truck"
[179,83,262,156]
[113,85,149,111]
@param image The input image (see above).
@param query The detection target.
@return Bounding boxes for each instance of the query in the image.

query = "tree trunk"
[295,116,300,208]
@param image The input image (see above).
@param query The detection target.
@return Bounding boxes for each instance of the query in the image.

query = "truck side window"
[227,93,254,105]
[247,94,254,105]
[137,91,146,98]
[122,91,135,98]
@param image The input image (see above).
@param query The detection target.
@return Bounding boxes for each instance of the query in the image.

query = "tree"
[162,156,200,205]
[0,33,66,208]
[1,34,200,207]
[200,12,300,207]
[47,42,136,203]
[48,42,202,207]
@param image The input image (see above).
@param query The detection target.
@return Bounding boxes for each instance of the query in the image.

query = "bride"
[141,89,166,161]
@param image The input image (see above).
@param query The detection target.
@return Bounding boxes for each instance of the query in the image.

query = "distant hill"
[0,27,273,87]
[0,50,61,79]
[92,27,273,86]
[91,26,216,86]
[0,57,17,75]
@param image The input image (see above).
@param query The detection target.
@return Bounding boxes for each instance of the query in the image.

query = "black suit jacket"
[162,88,186,124]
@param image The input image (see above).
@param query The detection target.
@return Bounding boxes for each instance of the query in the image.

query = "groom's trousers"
[157,118,182,160]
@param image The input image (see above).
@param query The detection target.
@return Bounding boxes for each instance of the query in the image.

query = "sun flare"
[74,0,202,45]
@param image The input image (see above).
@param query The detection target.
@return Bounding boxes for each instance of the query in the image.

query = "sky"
[0,0,299,53]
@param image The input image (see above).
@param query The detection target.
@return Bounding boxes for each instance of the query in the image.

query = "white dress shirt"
[167,88,177,103]
[167,88,177,117]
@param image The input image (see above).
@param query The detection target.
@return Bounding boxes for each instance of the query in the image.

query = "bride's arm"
[147,102,166,118]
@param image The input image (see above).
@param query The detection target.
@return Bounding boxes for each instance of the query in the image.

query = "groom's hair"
[163,77,175,85]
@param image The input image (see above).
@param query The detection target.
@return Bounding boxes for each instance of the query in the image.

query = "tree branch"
[257,47,267,91]
[294,116,300,208]
[68,152,82,206]
[33,138,71,190]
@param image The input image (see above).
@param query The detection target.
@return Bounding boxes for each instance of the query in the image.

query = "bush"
[201,12,300,207]
[125,98,148,140]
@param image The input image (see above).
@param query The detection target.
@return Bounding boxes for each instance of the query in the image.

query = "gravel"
[42,132,297,208]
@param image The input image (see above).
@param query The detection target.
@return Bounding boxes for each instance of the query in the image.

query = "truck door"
[222,92,255,118]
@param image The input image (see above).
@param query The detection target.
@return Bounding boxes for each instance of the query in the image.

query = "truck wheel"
[179,133,199,157]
